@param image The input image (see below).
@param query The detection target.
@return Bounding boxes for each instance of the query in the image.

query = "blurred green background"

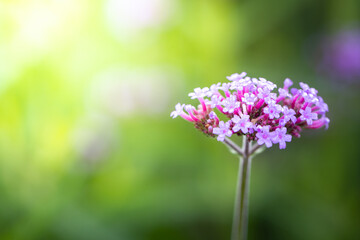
[0,0,359,239]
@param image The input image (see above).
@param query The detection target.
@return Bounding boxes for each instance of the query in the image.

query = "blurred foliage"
[0,0,359,239]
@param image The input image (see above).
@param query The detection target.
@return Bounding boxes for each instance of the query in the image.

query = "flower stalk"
[225,137,252,240]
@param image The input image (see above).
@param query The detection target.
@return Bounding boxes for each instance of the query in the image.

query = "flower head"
[171,72,329,150]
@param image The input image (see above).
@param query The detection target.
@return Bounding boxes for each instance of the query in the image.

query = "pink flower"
[171,72,329,149]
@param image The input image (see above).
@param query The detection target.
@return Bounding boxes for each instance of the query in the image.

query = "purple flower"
[256,126,274,147]
[299,107,318,125]
[209,111,217,119]
[281,106,297,125]
[278,88,290,98]
[184,104,196,117]
[213,121,233,141]
[306,117,330,130]
[188,87,209,99]
[256,78,277,90]
[171,71,329,150]
[257,87,276,103]
[290,88,299,95]
[230,80,245,91]
[170,103,185,118]
[315,96,329,114]
[257,87,270,98]
[220,83,231,92]
[227,72,247,81]
[299,82,310,91]
[283,78,293,89]
[298,83,318,100]
[223,95,240,113]
[209,95,222,108]
[241,93,257,106]
[263,103,282,119]
[302,92,319,103]
[241,77,254,87]
[272,127,292,149]
[232,114,253,133]
[324,117,330,129]
[207,83,221,97]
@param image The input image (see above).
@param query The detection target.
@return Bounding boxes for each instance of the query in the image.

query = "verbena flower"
[256,126,274,148]
[263,102,282,119]
[223,95,241,113]
[280,106,296,126]
[299,106,318,125]
[232,114,253,134]
[227,72,247,81]
[213,121,232,141]
[170,103,185,119]
[272,127,292,149]
[170,72,330,149]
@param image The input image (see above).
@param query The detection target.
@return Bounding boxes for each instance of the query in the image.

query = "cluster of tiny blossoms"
[171,72,330,149]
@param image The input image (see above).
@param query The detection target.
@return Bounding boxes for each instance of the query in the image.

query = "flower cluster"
[171,72,329,149]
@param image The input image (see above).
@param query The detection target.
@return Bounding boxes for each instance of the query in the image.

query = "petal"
[265,140,272,148]
[217,135,225,141]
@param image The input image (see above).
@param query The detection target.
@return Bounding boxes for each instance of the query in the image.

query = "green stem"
[231,138,252,240]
